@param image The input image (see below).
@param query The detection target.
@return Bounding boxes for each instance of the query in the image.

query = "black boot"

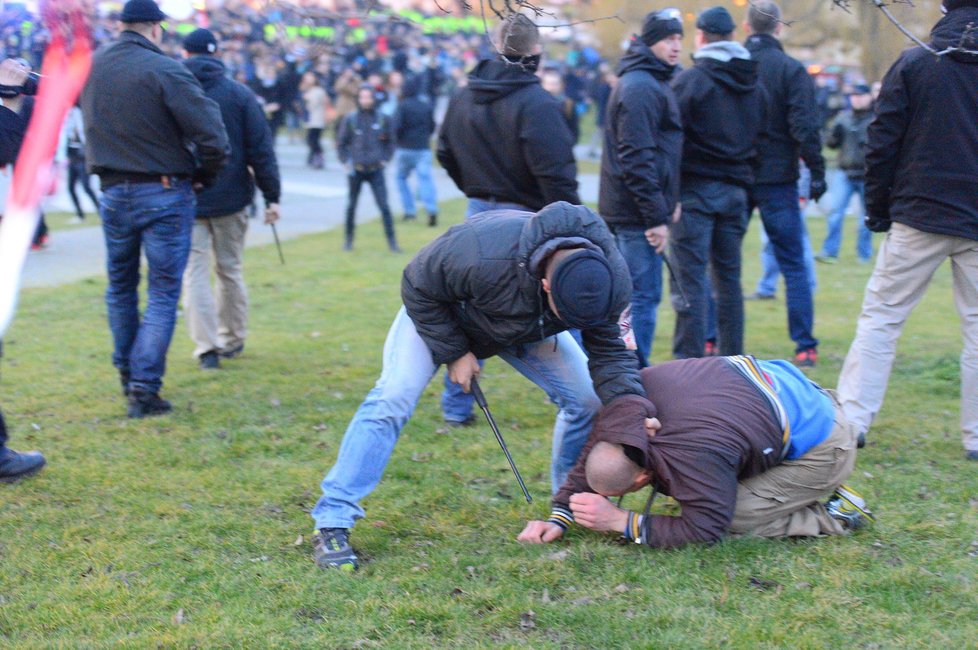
[343,233,353,251]
[0,447,46,483]
[127,390,172,419]
[428,213,438,227]
[119,368,131,396]
[387,235,402,253]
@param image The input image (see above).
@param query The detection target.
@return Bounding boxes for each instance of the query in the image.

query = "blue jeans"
[750,183,819,352]
[395,148,438,217]
[613,225,663,365]
[312,307,601,530]
[820,170,872,261]
[442,198,533,421]
[756,224,817,297]
[100,180,195,394]
[670,181,748,358]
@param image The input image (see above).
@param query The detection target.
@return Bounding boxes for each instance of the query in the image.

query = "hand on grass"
[516,520,564,544]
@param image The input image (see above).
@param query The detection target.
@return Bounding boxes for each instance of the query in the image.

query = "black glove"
[809,176,828,202]
[865,213,892,233]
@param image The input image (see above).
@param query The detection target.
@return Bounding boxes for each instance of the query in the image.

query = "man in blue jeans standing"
[81,0,228,417]
[311,203,655,570]
[437,15,579,424]
[598,9,684,366]
[392,76,438,227]
[744,1,826,367]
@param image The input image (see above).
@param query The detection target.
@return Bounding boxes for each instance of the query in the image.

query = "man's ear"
[541,277,551,295]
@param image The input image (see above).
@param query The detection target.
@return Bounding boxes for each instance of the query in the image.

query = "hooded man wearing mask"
[668,7,766,360]
[598,9,684,367]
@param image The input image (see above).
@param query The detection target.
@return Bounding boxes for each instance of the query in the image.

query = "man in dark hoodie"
[310,202,653,570]
[436,14,580,426]
[744,1,825,367]
[599,9,684,367]
[518,356,871,549]
[669,7,765,360]
[180,29,281,370]
[838,0,978,461]
[392,75,438,226]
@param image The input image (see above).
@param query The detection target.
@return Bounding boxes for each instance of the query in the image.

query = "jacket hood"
[695,49,758,94]
[617,39,676,81]
[744,32,783,54]
[468,58,540,104]
[589,394,659,467]
[184,55,226,87]
[930,7,978,63]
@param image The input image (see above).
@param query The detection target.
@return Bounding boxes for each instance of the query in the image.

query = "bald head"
[585,441,644,496]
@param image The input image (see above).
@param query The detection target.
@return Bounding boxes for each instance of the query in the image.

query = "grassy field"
[1,199,976,648]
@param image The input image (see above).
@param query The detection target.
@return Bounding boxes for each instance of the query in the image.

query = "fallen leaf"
[466,565,477,578]
[270,398,281,407]
[570,597,592,606]
[411,452,432,462]
[716,584,729,606]
[541,588,551,604]
[172,609,185,625]
[411,563,430,572]
[293,534,304,546]
[450,587,465,597]
[863,471,874,479]
[250,556,269,563]
[407,619,416,625]
[310,331,321,338]
[547,550,569,561]
[613,583,629,593]
[371,520,387,528]
[519,610,536,630]
[31,423,40,431]
[795,582,813,590]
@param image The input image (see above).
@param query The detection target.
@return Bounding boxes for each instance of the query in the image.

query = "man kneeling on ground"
[518,355,873,548]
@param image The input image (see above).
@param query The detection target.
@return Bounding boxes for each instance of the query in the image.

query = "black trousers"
[306,128,324,157]
[67,155,99,218]
[345,168,394,239]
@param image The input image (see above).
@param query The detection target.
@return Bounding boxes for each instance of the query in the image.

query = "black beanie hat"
[184,28,218,54]
[120,0,167,23]
[943,0,978,11]
[549,250,614,329]
[640,9,684,46]
[696,7,736,35]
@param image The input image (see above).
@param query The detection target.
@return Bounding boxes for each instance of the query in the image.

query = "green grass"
[42,211,100,232]
[1,200,976,647]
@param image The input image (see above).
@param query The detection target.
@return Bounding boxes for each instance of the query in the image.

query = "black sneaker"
[127,390,172,419]
[966,450,978,462]
[403,213,416,222]
[219,344,244,359]
[826,485,875,531]
[745,292,776,301]
[428,213,438,227]
[119,369,131,397]
[0,447,46,483]
[199,350,221,370]
[444,414,477,428]
[313,528,359,571]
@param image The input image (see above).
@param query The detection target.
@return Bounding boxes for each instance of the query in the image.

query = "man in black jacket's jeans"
[337,86,399,252]
[744,1,825,367]
[599,9,684,366]
[309,203,654,570]
[181,29,281,370]
[838,0,978,461]
[669,7,765,360]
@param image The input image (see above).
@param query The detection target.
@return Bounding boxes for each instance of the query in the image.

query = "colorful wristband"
[547,506,574,531]
[623,511,644,544]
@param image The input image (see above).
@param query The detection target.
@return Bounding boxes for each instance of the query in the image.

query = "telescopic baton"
[470,377,532,503]
[270,223,285,265]
[662,253,690,310]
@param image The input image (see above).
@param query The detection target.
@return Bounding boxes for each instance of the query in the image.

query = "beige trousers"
[837,223,978,452]
[728,394,857,538]
[182,211,249,358]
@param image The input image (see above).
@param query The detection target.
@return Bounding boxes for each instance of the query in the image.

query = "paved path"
[22,141,600,288]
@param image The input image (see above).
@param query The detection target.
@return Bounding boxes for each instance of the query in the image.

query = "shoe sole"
[0,459,46,483]
[834,486,875,523]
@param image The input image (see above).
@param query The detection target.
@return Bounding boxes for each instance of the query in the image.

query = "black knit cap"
[549,249,614,329]
[696,6,736,35]
[640,8,684,46]
[120,0,167,23]
[184,28,218,54]
[944,0,978,11]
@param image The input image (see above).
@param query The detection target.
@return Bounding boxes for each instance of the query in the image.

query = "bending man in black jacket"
[310,202,654,570]
[180,29,281,371]
[670,7,765,359]
[598,9,684,366]
[838,0,978,461]
[744,1,825,367]
[81,0,228,418]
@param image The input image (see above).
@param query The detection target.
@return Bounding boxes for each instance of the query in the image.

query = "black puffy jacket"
[744,33,824,185]
[184,56,280,217]
[672,43,766,188]
[82,31,228,183]
[865,7,978,240]
[437,59,579,210]
[337,108,394,169]
[401,202,646,405]
[598,41,682,229]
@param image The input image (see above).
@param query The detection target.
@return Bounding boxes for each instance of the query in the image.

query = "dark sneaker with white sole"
[313,528,359,571]
[826,484,875,531]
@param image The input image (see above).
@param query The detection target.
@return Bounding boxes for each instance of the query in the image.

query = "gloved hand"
[809,176,828,202]
[865,213,892,233]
